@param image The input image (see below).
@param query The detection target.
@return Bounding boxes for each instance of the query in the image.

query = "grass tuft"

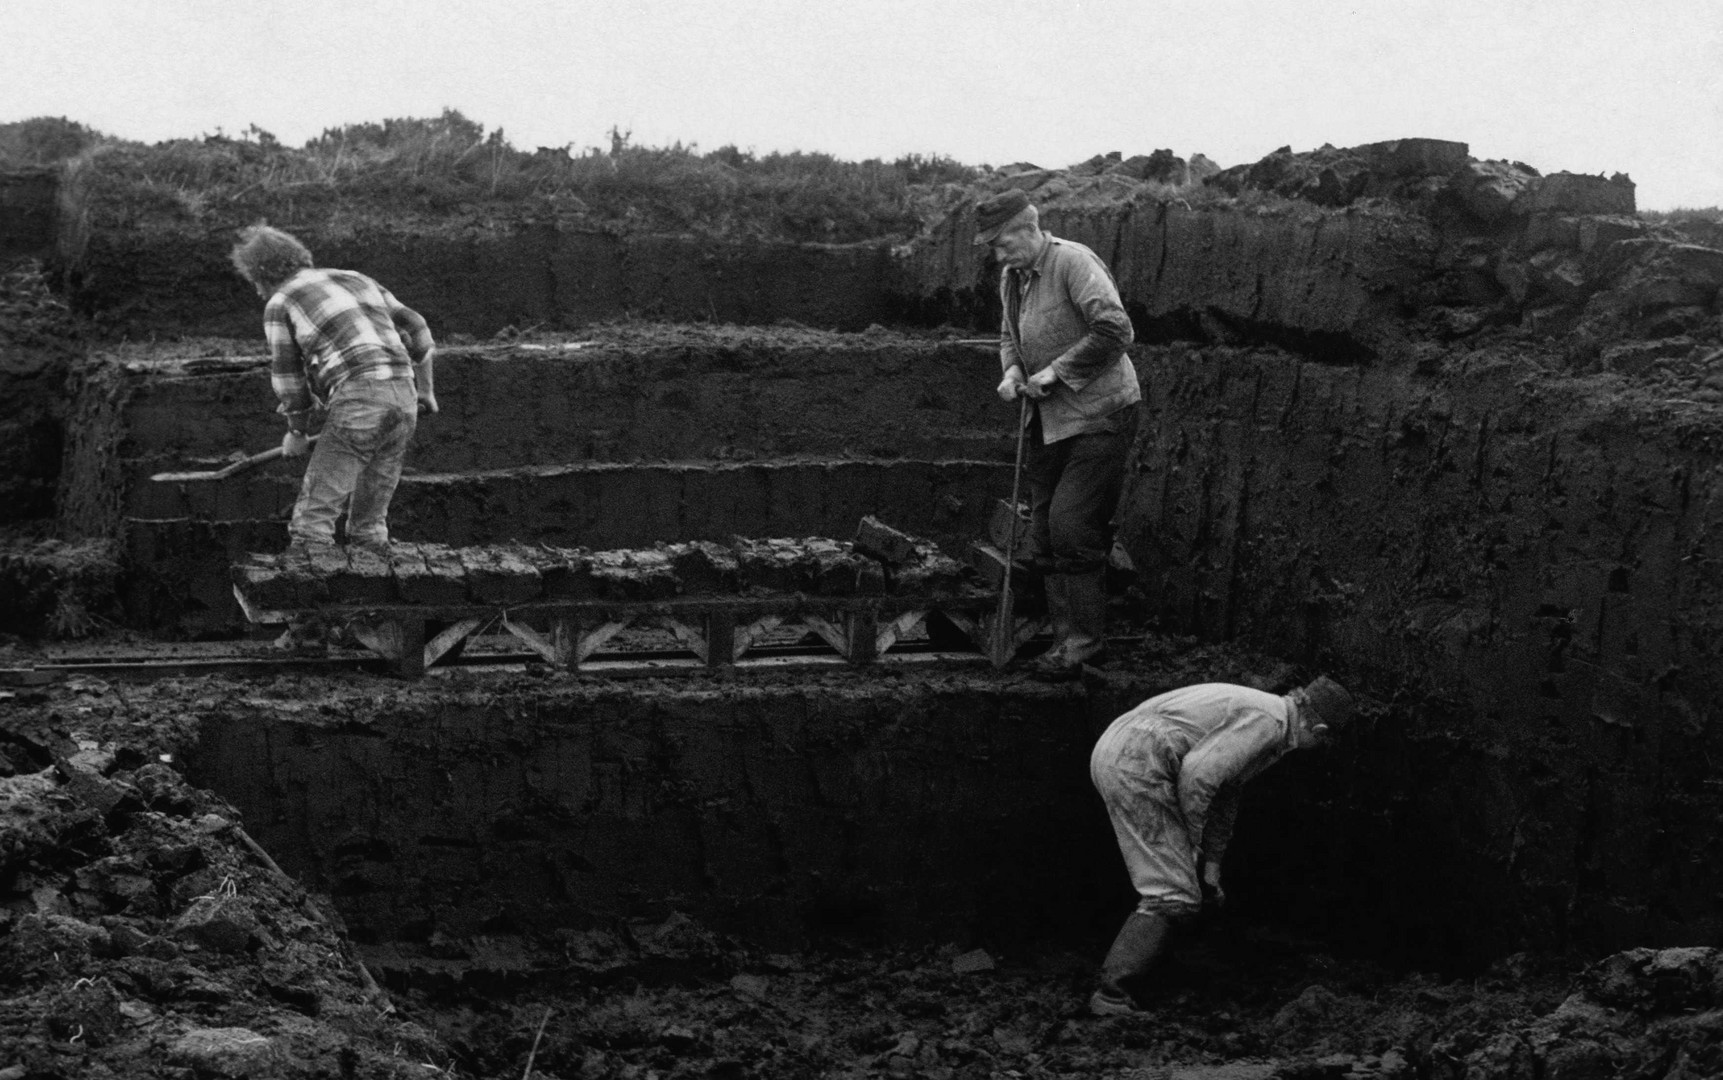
[3,109,981,244]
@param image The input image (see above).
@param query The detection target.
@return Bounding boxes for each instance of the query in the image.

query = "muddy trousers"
[1024,412,1132,664]
[289,377,418,550]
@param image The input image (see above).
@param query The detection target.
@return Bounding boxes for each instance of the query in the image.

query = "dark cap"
[972,189,1032,246]
[1301,676,1356,728]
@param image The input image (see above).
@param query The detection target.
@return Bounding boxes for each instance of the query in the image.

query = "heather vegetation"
[0,110,977,243]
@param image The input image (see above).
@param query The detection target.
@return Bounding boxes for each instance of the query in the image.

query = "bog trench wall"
[1118,343,1723,953]
[184,671,1470,964]
[186,677,1127,952]
[83,333,1015,634]
[70,221,901,338]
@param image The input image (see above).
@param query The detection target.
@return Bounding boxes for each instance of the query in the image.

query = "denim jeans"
[289,377,417,549]
[1023,408,1137,575]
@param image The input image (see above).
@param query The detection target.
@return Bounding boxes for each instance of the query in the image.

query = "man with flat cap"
[1086,675,1358,1016]
[976,189,1139,675]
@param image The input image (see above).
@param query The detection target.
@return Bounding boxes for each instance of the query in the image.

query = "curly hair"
[229,225,313,290]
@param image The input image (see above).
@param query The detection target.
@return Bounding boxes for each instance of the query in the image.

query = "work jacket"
[998,235,1140,444]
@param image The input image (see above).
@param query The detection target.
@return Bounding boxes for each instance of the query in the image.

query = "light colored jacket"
[998,235,1140,443]
[1114,682,1302,865]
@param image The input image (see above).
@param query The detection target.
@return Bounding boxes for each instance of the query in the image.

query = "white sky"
[7,0,1721,210]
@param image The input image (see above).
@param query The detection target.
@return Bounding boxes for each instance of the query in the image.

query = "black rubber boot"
[1089,912,1171,1016]
[1060,569,1109,666]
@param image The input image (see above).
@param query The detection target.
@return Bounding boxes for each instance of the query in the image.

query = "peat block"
[854,515,921,565]
[404,543,471,606]
[331,545,395,604]
[533,545,596,600]
[460,545,542,605]
[804,538,887,596]
[893,541,969,597]
[588,548,680,601]
[732,538,815,593]
[663,540,740,595]
[231,554,297,611]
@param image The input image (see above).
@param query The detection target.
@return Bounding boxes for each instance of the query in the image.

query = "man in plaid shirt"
[230,225,438,554]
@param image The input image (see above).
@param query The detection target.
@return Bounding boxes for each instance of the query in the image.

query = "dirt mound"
[0,695,454,1077]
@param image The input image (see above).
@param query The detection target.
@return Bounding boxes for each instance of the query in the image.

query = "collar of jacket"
[1008,233,1057,283]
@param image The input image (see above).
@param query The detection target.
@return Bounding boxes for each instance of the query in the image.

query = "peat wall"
[70,330,1017,634]
[184,668,1479,966]
[1118,343,1723,953]
[186,676,1125,951]
[68,219,899,337]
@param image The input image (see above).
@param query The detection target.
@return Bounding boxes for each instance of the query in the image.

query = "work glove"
[282,431,312,458]
[1199,859,1226,909]
[996,366,1027,402]
[417,390,440,414]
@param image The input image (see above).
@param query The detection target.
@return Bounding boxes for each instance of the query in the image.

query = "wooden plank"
[877,610,927,655]
[424,616,485,667]
[845,610,880,663]
[501,613,560,664]
[733,614,784,660]
[285,543,332,606]
[653,616,709,663]
[800,613,854,659]
[703,610,736,668]
[349,618,427,668]
[572,617,633,665]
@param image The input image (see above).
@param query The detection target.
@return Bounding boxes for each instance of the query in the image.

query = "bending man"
[1087,676,1356,1016]
[229,225,438,553]
[977,190,1139,675]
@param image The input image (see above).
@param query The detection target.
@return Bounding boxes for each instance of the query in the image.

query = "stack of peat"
[232,517,973,615]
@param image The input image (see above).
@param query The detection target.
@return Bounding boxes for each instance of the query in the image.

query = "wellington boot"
[1088,912,1171,1017]
[1060,569,1109,666]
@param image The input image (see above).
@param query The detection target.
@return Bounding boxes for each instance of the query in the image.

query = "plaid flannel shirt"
[264,268,433,418]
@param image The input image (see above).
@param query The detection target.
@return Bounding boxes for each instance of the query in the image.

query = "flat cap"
[1301,675,1356,728]
[972,189,1031,246]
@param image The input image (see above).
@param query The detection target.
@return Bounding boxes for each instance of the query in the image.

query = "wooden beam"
[425,616,485,668]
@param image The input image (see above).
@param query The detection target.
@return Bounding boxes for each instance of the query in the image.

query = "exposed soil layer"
[5,657,1721,1079]
[67,326,1015,635]
[1119,336,1723,954]
[69,219,901,338]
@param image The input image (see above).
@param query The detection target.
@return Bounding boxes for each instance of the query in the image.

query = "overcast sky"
[7,0,1720,210]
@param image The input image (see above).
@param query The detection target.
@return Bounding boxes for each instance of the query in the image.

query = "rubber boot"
[1060,569,1110,666]
[1089,912,1171,1017]
[1031,574,1073,672]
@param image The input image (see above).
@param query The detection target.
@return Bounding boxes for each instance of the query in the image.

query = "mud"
[5,134,1723,1078]
[6,663,1721,1079]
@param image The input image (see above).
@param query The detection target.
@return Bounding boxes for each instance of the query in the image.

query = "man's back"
[266,268,429,406]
